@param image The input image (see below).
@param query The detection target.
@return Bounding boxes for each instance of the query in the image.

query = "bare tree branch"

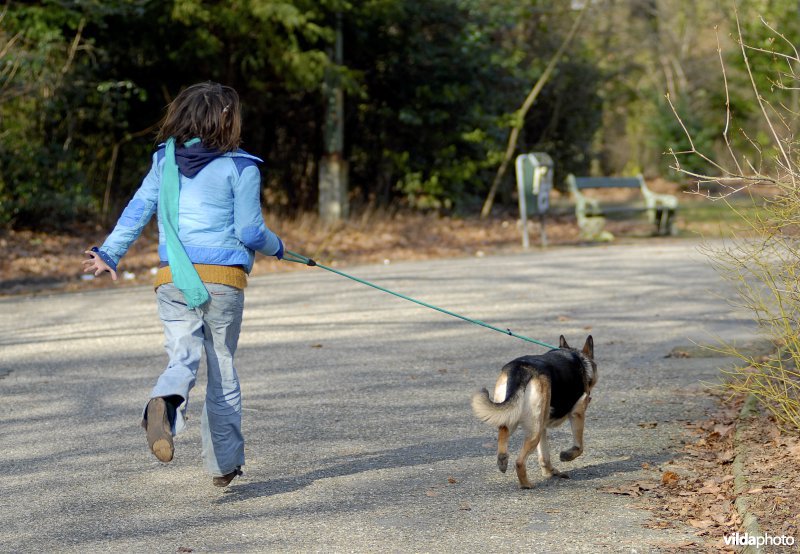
[715,26,744,175]
[734,6,796,187]
[480,4,588,219]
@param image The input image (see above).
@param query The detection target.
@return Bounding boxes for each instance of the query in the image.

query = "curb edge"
[732,394,765,553]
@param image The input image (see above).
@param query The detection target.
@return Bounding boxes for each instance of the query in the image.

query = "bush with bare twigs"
[669,11,800,430]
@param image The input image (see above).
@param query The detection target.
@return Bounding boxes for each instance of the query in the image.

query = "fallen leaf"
[725,516,740,527]
[712,423,734,437]
[639,421,658,429]
[447,477,457,484]
[637,481,659,491]
[459,502,471,511]
[712,513,728,524]
[661,471,680,486]
[716,450,735,463]
[687,519,713,529]
[698,482,721,494]
[768,425,781,441]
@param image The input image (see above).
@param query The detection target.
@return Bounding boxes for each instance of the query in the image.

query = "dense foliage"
[0,0,795,229]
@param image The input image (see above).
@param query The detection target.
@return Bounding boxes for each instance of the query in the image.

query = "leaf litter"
[598,392,800,552]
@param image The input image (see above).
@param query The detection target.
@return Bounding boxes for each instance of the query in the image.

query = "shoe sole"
[146,398,174,463]
[213,468,242,488]
[212,475,235,487]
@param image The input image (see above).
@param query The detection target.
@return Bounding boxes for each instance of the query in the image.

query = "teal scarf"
[159,137,209,308]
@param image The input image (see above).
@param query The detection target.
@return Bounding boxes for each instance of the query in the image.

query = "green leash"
[282,250,558,350]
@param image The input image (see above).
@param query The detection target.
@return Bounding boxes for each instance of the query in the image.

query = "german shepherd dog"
[471,336,597,489]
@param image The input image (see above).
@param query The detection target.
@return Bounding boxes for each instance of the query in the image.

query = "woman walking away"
[82,82,284,487]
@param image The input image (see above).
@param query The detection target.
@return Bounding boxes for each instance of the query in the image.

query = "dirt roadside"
[1,210,587,297]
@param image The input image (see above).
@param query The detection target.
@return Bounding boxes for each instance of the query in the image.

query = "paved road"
[1,241,756,553]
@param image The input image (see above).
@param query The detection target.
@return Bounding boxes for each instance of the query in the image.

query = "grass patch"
[678,195,770,238]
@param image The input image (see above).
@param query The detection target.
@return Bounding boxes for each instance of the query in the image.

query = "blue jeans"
[143,283,245,477]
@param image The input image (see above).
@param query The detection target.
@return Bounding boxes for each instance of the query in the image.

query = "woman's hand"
[82,249,118,280]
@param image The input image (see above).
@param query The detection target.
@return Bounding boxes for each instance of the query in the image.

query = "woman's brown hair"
[156,82,242,152]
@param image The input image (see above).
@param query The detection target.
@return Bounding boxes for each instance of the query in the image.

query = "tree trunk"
[319,13,349,223]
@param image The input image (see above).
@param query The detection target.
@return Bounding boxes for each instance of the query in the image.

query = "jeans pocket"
[157,284,192,319]
[206,284,244,318]
[207,284,242,297]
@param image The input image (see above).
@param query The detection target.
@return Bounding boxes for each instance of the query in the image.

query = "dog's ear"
[559,335,569,349]
[582,335,594,359]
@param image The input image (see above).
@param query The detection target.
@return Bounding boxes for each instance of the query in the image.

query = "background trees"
[0,0,793,229]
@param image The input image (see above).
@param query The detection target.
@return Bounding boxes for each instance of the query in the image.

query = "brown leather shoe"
[145,397,174,462]
[213,467,243,487]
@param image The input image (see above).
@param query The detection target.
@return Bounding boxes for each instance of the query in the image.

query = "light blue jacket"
[98,147,282,273]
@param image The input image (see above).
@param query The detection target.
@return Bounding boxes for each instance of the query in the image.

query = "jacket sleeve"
[233,163,282,257]
[97,152,161,269]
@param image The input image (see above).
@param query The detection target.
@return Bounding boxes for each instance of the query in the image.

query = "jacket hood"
[174,143,224,178]
[156,142,263,177]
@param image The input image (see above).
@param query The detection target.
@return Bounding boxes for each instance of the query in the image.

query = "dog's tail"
[471,387,525,428]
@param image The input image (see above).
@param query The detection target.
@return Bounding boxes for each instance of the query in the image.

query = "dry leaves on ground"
[598,392,800,552]
[735,405,800,543]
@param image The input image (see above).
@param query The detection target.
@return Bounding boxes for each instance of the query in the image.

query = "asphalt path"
[1,240,757,553]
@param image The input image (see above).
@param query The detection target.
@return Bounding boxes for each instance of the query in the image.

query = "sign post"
[515,153,553,248]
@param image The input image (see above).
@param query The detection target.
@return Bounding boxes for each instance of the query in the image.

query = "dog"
[471,335,597,489]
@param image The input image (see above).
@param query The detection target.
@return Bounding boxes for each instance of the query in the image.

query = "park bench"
[566,174,678,240]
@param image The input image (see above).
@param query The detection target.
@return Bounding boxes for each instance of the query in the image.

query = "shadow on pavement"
[214,437,666,504]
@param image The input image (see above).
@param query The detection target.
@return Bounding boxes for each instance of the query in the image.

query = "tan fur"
[493,373,508,402]
[471,380,525,429]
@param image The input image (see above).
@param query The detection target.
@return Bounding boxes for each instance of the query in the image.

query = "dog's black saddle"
[504,350,587,420]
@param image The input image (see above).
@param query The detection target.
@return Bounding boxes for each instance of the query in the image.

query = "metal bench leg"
[665,209,677,236]
[654,208,677,236]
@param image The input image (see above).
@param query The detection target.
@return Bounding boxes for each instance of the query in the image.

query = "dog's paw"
[497,453,509,473]
[559,447,582,462]
[543,468,570,479]
[518,481,533,489]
